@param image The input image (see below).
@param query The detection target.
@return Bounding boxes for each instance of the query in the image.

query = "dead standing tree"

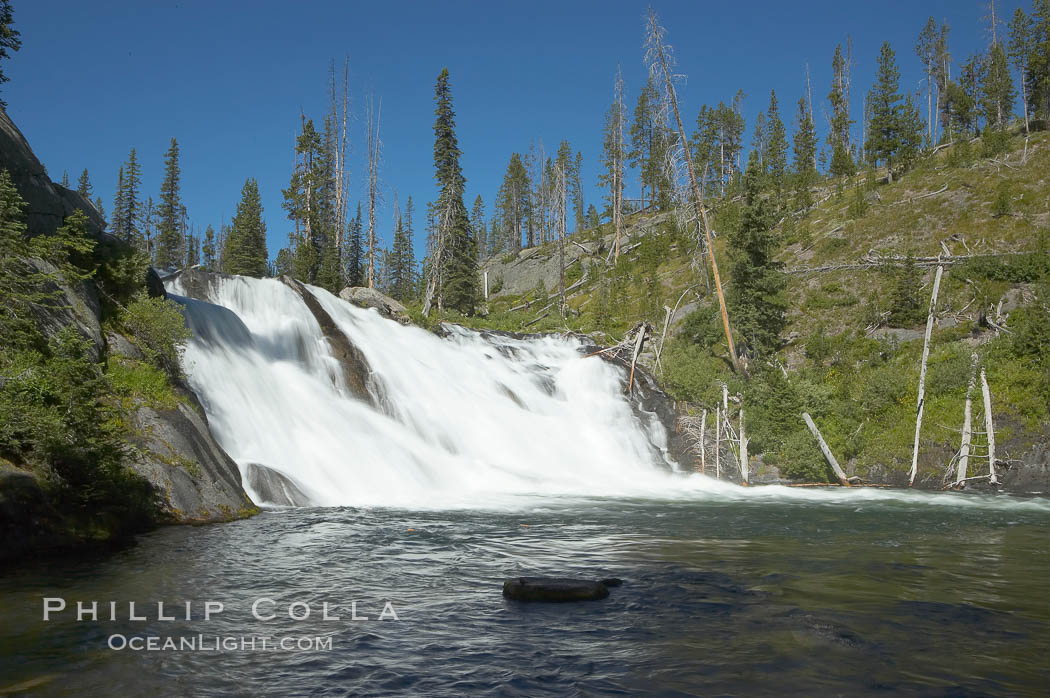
[421,187,458,317]
[645,8,741,374]
[366,94,382,289]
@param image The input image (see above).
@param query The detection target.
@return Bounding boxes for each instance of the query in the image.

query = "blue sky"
[5,0,1028,262]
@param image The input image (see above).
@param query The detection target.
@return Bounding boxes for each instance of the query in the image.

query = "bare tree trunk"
[909,264,944,486]
[956,353,980,483]
[803,413,849,485]
[699,408,707,474]
[715,405,721,480]
[739,405,748,485]
[557,164,567,319]
[422,188,457,317]
[646,9,740,373]
[614,67,625,261]
[981,369,998,485]
[366,96,382,289]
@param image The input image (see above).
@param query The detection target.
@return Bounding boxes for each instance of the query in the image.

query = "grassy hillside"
[416,128,1050,486]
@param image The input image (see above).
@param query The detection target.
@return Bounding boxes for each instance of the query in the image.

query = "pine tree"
[389,196,416,301]
[344,202,364,286]
[222,178,267,278]
[155,139,183,269]
[1009,7,1034,134]
[496,153,529,250]
[120,148,142,249]
[828,44,856,177]
[93,196,104,221]
[727,153,786,355]
[763,90,788,207]
[917,17,939,146]
[0,0,21,108]
[60,171,69,188]
[111,166,126,242]
[866,42,905,182]
[897,91,926,170]
[600,69,627,255]
[428,68,477,315]
[1030,0,1050,122]
[470,195,485,260]
[629,76,665,207]
[75,169,92,199]
[982,41,1015,131]
[201,224,216,271]
[792,96,818,211]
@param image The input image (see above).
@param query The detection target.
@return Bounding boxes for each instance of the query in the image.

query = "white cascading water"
[165,273,1050,512]
[165,274,695,508]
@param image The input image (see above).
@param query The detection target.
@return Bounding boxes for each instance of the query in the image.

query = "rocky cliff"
[0,112,256,563]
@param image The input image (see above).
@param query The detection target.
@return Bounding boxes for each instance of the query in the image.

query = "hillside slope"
[445,129,1050,489]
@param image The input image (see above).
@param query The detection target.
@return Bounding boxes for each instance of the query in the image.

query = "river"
[2,490,1048,696]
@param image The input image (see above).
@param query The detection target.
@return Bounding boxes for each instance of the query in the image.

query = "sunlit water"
[1,495,1049,696]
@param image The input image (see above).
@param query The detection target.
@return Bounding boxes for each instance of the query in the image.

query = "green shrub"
[106,357,182,410]
[980,127,1011,158]
[120,292,191,377]
[992,182,1012,217]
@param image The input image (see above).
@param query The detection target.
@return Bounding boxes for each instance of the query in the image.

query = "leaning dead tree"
[802,412,850,485]
[365,94,382,289]
[585,321,653,392]
[909,262,944,486]
[645,8,740,374]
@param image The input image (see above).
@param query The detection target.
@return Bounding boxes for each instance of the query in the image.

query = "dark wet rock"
[0,465,74,563]
[244,463,312,507]
[283,277,380,405]
[502,577,615,602]
[145,266,167,298]
[0,110,106,240]
[338,286,412,325]
[164,266,235,303]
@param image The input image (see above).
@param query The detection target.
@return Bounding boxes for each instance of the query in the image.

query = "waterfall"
[165,273,692,508]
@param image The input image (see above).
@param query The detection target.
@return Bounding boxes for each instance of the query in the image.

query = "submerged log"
[502,577,619,602]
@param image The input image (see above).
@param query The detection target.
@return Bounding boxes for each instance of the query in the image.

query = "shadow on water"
[1,495,1049,696]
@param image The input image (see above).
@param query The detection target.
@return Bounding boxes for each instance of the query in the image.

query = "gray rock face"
[27,258,104,362]
[244,463,312,507]
[480,212,673,299]
[0,110,106,240]
[338,286,412,324]
[125,389,256,523]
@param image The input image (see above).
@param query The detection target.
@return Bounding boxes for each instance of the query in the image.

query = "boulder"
[244,463,312,507]
[338,286,412,325]
[502,577,620,602]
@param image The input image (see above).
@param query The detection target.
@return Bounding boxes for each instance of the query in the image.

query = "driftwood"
[802,412,850,485]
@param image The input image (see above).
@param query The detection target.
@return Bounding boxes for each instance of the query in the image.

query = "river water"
[2,491,1049,696]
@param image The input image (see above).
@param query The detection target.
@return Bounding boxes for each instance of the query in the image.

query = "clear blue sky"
[4,0,1027,262]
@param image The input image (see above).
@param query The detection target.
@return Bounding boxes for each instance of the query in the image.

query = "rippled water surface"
[2,492,1049,696]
